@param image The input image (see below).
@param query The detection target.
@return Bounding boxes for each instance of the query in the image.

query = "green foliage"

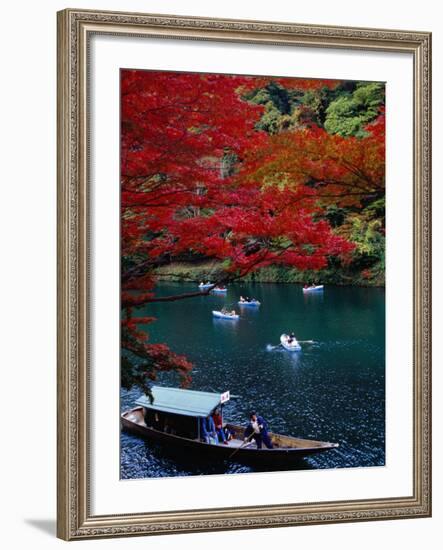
[155,260,225,282]
[155,258,384,287]
[245,80,384,139]
[220,149,238,178]
[362,197,385,220]
[299,88,331,127]
[244,82,303,134]
[323,205,348,228]
[349,217,385,264]
[324,82,385,137]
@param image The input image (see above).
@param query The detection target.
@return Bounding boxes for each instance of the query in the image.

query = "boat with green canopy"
[121,386,339,466]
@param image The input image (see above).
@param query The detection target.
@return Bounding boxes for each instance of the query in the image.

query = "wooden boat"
[280,333,301,351]
[212,310,239,320]
[121,386,338,466]
[302,285,324,293]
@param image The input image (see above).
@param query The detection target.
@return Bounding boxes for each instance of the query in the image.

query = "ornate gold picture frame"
[57,8,431,540]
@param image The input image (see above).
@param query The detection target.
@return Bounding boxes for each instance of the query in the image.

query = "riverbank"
[154,260,385,287]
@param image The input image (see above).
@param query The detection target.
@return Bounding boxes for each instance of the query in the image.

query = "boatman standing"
[244,412,273,449]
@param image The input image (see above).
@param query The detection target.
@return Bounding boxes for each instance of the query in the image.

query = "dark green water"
[121,282,385,478]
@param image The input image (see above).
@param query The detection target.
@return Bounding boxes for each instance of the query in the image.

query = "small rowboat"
[238,299,261,307]
[280,334,301,351]
[121,386,339,467]
[198,283,213,289]
[302,285,324,293]
[211,287,227,293]
[213,310,239,320]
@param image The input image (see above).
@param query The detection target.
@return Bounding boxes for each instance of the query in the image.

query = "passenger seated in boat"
[230,310,236,316]
[212,408,228,445]
[223,426,235,441]
[239,296,245,302]
[244,412,273,449]
[200,415,218,444]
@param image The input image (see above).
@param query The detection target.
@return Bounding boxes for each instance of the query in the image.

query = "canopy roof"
[136,386,225,418]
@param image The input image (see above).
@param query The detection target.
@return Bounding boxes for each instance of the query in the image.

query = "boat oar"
[228,431,256,459]
[298,340,315,344]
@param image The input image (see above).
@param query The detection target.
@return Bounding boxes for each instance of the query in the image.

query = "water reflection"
[303,292,324,304]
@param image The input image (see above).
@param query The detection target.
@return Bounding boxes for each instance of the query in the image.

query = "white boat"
[238,299,261,307]
[211,287,227,293]
[198,282,213,289]
[302,285,324,293]
[213,310,239,320]
[280,334,301,351]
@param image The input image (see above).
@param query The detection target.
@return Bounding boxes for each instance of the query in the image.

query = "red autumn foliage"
[239,113,385,209]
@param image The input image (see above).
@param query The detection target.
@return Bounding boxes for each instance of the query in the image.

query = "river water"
[121,282,385,479]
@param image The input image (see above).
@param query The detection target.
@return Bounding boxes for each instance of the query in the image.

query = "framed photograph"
[57,8,431,540]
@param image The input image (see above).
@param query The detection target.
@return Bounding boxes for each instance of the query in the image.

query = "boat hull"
[212,311,239,320]
[238,301,260,307]
[121,410,337,467]
[302,285,324,293]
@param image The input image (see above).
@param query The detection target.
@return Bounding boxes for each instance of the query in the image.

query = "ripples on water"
[121,283,385,479]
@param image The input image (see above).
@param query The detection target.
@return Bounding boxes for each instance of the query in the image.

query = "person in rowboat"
[200,415,218,444]
[223,425,235,441]
[220,308,236,316]
[244,412,273,449]
[212,408,228,444]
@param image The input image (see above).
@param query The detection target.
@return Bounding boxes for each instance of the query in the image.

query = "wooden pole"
[228,431,255,459]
